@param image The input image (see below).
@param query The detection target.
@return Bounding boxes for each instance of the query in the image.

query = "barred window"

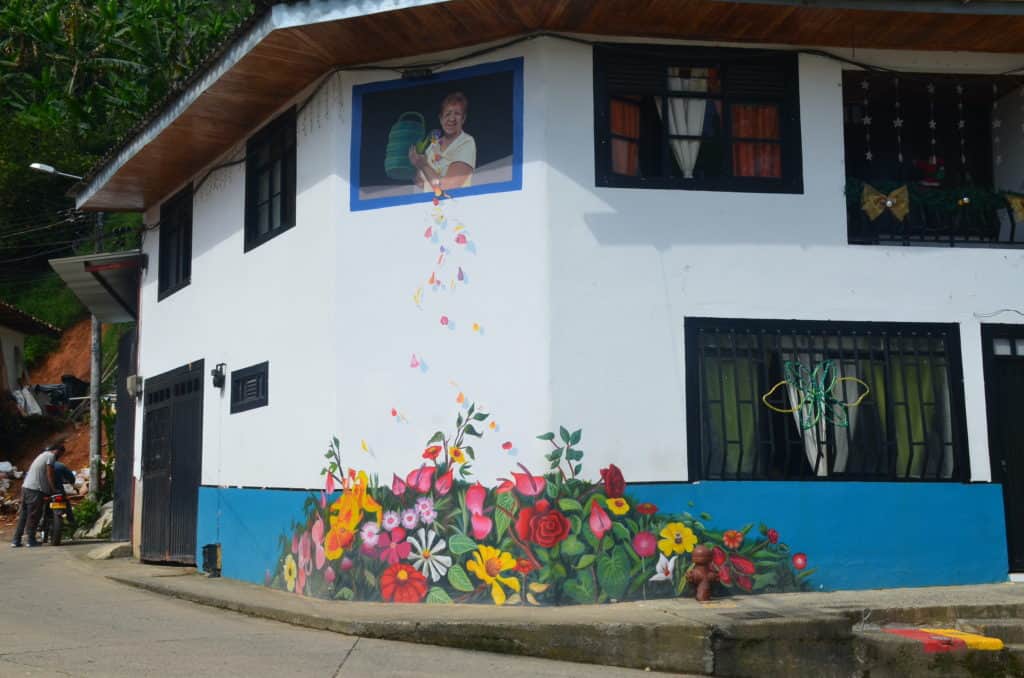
[685,318,968,481]
[245,108,296,252]
[158,185,192,300]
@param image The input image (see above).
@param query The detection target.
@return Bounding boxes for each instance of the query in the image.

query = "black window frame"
[157,185,193,300]
[684,317,969,482]
[594,44,804,194]
[230,361,269,414]
[244,108,296,252]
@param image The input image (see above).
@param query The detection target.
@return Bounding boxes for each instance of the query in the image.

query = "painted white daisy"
[407,528,452,582]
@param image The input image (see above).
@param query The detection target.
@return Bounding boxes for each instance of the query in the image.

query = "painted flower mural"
[269,406,815,604]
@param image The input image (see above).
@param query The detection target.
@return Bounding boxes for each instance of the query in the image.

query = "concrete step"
[853,629,1022,678]
[958,618,1024,645]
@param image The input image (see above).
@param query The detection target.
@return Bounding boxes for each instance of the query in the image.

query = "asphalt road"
[0,543,683,677]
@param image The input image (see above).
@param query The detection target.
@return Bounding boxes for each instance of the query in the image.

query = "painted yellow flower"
[283,554,298,592]
[606,497,630,515]
[330,470,382,531]
[658,522,697,556]
[466,545,521,605]
[449,447,466,464]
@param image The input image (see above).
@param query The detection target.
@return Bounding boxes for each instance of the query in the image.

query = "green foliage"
[73,496,101,530]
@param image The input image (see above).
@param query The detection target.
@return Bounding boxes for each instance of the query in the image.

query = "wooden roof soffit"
[74,0,1024,213]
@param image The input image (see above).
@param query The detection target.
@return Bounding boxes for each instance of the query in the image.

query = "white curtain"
[655,67,708,178]
[779,342,858,477]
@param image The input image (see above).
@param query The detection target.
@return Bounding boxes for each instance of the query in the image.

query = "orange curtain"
[732,104,781,178]
[611,98,641,176]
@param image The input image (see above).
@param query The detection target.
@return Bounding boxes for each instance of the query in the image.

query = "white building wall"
[542,38,1024,483]
[133,34,1024,491]
[133,76,341,489]
[0,327,27,392]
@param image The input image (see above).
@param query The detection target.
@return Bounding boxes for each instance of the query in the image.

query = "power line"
[0,243,76,264]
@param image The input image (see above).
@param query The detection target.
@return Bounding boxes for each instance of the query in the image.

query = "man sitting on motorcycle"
[11,442,65,548]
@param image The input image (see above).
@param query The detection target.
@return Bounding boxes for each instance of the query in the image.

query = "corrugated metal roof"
[49,250,144,324]
[0,300,62,338]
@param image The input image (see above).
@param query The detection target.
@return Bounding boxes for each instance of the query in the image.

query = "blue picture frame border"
[349,57,524,212]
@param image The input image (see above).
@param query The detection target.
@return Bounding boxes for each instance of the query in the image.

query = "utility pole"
[88,212,103,502]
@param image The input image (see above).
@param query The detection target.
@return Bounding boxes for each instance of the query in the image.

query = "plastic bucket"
[384,111,426,181]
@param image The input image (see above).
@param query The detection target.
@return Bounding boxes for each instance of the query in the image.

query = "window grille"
[230,362,269,414]
[685,318,968,481]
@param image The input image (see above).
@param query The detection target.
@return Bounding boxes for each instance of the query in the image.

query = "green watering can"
[384,111,426,181]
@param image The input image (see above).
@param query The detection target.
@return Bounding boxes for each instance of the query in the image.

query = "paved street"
[0,543,682,677]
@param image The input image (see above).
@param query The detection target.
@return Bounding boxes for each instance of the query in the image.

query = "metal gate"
[111,328,137,541]
[141,360,203,563]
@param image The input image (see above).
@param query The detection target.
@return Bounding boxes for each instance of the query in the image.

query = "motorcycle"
[39,490,74,546]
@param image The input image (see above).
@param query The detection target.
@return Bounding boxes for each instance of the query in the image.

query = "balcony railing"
[846,179,1022,247]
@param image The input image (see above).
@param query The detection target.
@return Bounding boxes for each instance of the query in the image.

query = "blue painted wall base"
[197,481,1008,592]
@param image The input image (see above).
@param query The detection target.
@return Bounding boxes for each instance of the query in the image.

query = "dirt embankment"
[1,317,101,531]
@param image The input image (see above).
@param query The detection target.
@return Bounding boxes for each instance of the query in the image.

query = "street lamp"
[30,161,103,502]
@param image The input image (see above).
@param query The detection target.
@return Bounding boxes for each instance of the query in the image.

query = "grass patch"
[0,275,86,366]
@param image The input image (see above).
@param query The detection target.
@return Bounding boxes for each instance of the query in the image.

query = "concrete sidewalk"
[87,550,1024,677]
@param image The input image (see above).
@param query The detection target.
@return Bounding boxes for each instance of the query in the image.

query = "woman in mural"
[408,91,476,192]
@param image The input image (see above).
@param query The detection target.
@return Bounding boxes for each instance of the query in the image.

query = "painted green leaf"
[699,512,712,521]
[625,518,639,532]
[753,573,777,591]
[573,464,583,476]
[561,535,585,557]
[464,424,482,438]
[611,522,630,541]
[537,432,555,441]
[495,491,517,539]
[558,498,583,512]
[596,548,631,600]
[464,446,475,460]
[563,573,596,604]
[467,403,475,417]
[551,563,568,579]
[565,448,583,462]
[472,412,488,421]
[796,568,817,581]
[334,586,354,601]
[448,534,477,555]
[457,413,464,428]
[570,429,582,445]
[448,564,475,592]
[559,426,571,443]
[575,554,597,570]
[569,515,582,534]
[364,570,377,589]
[426,587,454,604]
[427,431,444,444]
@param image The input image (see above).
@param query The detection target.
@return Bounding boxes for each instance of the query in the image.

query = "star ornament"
[865,151,873,161]
[928,119,937,130]
[861,80,871,90]
[761,360,871,430]
[993,119,1003,129]
[893,117,903,128]
[861,115,872,126]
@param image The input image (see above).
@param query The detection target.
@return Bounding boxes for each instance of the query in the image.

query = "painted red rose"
[515,499,571,548]
[792,553,808,570]
[599,464,626,498]
[730,555,756,575]
[767,528,779,545]
[712,546,727,566]
[514,558,535,574]
[735,573,753,592]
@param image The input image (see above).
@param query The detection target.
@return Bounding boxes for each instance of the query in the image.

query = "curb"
[107,573,716,674]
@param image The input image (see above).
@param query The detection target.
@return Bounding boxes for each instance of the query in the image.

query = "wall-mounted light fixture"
[211,363,226,389]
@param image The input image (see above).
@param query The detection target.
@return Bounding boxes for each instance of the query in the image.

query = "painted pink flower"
[319,491,328,509]
[466,483,492,540]
[589,500,612,540]
[382,511,401,532]
[311,517,326,570]
[360,521,381,547]
[325,472,335,495]
[419,507,437,524]
[378,528,411,565]
[435,468,454,496]
[296,565,306,594]
[298,531,312,571]
[712,546,727,566]
[415,497,434,514]
[406,465,434,494]
[324,566,336,584]
[498,463,546,497]
[391,474,406,496]
[291,532,299,554]
[340,558,354,572]
[401,508,419,530]
[632,531,657,558]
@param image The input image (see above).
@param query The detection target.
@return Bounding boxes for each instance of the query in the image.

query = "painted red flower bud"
[792,553,808,570]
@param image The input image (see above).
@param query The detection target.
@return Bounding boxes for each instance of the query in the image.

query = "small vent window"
[230,361,269,414]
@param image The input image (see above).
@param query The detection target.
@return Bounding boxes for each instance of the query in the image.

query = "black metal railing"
[684,318,969,481]
[846,179,1021,247]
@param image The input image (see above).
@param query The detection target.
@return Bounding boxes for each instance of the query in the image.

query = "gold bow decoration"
[861,184,910,222]
[1006,193,1024,224]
